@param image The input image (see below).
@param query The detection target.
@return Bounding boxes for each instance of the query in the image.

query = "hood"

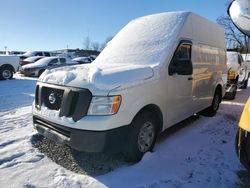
[39,63,155,92]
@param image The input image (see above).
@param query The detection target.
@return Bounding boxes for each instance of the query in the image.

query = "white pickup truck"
[0,55,20,80]
[224,52,249,99]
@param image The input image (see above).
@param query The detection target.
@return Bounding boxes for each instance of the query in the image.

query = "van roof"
[95,11,225,67]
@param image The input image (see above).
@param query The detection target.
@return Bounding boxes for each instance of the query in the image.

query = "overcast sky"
[0,0,228,51]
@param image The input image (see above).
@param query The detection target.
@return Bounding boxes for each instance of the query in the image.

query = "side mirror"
[228,0,250,37]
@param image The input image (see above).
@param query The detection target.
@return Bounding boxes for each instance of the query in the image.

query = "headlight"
[87,96,121,115]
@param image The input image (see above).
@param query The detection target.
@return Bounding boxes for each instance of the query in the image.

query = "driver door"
[167,41,194,125]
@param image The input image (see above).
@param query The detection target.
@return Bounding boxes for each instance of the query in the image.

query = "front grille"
[42,87,64,110]
[35,83,92,121]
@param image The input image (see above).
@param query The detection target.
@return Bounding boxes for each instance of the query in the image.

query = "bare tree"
[83,36,91,50]
[100,36,113,51]
[91,42,100,51]
[217,15,250,53]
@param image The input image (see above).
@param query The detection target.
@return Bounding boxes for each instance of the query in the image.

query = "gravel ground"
[31,134,130,176]
[31,115,250,185]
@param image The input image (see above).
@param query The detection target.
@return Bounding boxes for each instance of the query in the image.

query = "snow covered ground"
[0,74,250,187]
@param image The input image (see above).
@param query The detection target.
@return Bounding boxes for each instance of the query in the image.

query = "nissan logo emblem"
[49,93,56,104]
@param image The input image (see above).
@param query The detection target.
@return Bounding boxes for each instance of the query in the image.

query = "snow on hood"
[39,63,154,91]
[40,12,189,91]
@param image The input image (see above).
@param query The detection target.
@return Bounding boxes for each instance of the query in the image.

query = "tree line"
[82,36,113,52]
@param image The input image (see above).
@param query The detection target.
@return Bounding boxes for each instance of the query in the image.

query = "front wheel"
[235,129,250,170]
[125,111,157,162]
[224,85,237,100]
[38,69,45,77]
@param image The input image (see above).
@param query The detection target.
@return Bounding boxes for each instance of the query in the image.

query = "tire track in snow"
[0,152,25,167]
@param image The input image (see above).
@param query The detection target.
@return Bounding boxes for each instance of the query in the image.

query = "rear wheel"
[0,67,13,80]
[202,88,221,117]
[125,111,157,162]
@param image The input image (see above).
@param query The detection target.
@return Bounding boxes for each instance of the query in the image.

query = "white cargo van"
[33,12,227,161]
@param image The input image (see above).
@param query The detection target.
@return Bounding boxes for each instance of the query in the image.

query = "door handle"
[188,77,193,80]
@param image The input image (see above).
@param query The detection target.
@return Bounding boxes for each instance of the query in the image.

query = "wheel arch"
[132,104,163,134]
[0,64,15,73]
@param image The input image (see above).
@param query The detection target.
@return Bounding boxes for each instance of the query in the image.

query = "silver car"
[21,57,78,77]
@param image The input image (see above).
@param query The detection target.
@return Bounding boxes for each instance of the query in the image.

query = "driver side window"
[169,41,192,75]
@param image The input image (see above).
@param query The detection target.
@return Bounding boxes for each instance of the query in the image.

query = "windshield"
[95,12,188,66]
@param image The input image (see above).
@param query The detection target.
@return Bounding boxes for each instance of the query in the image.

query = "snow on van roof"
[40,11,224,89]
[94,11,190,67]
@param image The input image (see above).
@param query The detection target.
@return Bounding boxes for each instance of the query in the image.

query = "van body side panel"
[164,13,227,129]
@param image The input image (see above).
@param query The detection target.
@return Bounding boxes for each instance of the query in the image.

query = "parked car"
[19,56,44,66]
[19,51,51,60]
[0,55,20,80]
[32,12,227,162]
[89,55,97,61]
[224,52,249,99]
[57,53,77,60]
[21,57,77,77]
[235,97,250,170]
[72,57,92,64]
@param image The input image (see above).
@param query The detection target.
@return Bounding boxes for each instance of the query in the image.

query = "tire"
[202,88,221,117]
[0,67,13,80]
[38,69,45,77]
[224,85,237,100]
[235,129,250,170]
[125,111,157,162]
[240,79,248,89]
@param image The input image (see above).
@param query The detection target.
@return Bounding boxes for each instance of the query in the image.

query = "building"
[51,49,100,57]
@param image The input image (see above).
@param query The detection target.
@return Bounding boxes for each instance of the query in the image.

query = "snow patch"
[40,106,74,124]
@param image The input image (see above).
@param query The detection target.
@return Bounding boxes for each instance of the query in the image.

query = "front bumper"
[33,116,131,153]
